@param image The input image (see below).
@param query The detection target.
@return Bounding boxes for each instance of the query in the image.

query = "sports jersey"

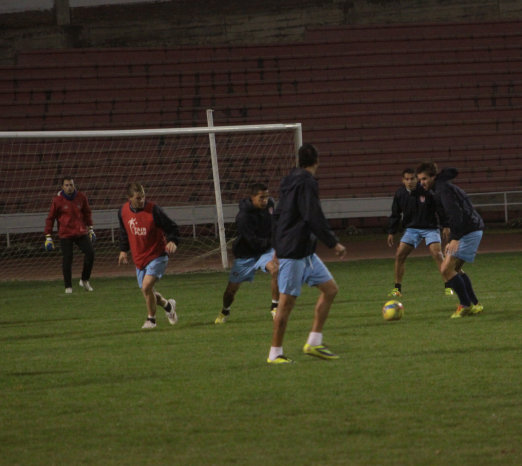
[118,201,179,269]
[44,190,93,238]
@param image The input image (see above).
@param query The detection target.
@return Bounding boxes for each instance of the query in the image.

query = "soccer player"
[387,168,451,297]
[267,143,347,364]
[44,177,95,293]
[118,182,179,329]
[215,183,279,324]
[416,163,485,318]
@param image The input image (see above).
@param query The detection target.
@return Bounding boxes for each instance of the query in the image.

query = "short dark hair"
[62,176,74,185]
[249,183,268,195]
[127,182,145,197]
[416,162,438,177]
[402,168,415,177]
[298,143,318,168]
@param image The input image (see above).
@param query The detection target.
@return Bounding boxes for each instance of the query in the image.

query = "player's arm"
[153,205,180,247]
[117,207,130,264]
[44,199,58,250]
[386,193,401,244]
[440,188,465,240]
[81,194,96,242]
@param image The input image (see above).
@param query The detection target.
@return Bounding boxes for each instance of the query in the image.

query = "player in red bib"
[118,183,180,329]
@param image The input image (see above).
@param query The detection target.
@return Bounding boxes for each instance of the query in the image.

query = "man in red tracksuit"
[118,182,179,329]
[44,177,95,294]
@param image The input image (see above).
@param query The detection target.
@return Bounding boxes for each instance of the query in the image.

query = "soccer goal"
[0,114,301,281]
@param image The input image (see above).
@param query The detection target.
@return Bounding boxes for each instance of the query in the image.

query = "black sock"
[222,309,230,316]
[460,273,478,305]
[394,283,402,292]
[147,317,156,323]
[271,302,278,310]
[446,275,471,307]
[164,302,172,312]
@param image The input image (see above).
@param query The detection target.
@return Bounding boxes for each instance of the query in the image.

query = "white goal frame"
[0,118,302,278]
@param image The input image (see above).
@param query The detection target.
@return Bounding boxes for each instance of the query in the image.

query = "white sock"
[269,346,283,360]
[272,299,279,304]
[307,332,322,346]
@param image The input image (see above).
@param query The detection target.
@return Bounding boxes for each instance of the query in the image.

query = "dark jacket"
[431,168,484,240]
[273,167,338,259]
[232,197,274,258]
[387,183,446,234]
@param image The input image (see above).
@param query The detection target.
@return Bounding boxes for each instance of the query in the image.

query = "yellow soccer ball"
[382,300,404,321]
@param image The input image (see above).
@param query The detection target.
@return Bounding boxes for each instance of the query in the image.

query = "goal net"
[0,119,301,281]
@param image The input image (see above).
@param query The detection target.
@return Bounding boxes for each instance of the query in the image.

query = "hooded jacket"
[387,183,447,234]
[431,168,484,240]
[273,167,338,259]
[232,197,275,258]
[44,190,93,238]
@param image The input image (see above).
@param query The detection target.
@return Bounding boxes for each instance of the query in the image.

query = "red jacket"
[45,191,93,238]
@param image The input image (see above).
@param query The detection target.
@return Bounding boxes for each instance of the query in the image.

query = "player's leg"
[261,250,280,317]
[154,290,178,325]
[141,274,160,327]
[302,254,340,360]
[454,231,483,314]
[77,235,95,291]
[441,255,472,318]
[215,282,241,324]
[427,241,453,295]
[137,256,171,328]
[267,258,303,363]
[390,241,414,297]
[60,238,74,292]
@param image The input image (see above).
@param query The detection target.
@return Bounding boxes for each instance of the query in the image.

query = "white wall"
[0,0,169,14]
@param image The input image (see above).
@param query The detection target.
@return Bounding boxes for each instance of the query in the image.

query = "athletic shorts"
[453,230,483,263]
[401,228,441,248]
[278,253,333,297]
[136,255,168,288]
[229,249,275,283]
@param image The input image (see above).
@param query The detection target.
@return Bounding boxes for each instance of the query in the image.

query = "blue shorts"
[136,255,168,288]
[278,254,333,297]
[401,228,441,248]
[453,230,483,263]
[229,249,275,283]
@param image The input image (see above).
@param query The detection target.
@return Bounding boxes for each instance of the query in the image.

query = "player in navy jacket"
[267,144,346,364]
[417,163,484,319]
[215,183,279,324]
[386,168,450,298]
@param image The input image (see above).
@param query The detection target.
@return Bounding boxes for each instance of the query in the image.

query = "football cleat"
[388,288,402,298]
[141,319,157,329]
[79,280,93,292]
[267,355,293,364]
[303,343,339,360]
[450,305,472,319]
[270,309,276,319]
[65,287,73,294]
[214,312,228,324]
[445,287,455,296]
[470,303,484,315]
[165,298,178,325]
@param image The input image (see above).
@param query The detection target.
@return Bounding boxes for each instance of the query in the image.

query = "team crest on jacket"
[420,196,425,203]
[128,217,147,236]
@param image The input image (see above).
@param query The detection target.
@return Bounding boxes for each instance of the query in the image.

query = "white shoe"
[165,298,178,325]
[141,319,157,329]
[79,280,93,291]
[65,287,73,294]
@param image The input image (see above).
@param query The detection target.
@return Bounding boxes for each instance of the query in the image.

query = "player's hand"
[118,251,129,265]
[166,241,177,255]
[334,243,347,259]
[442,227,450,242]
[445,239,459,256]
[88,227,96,243]
[387,234,394,247]
[44,235,55,251]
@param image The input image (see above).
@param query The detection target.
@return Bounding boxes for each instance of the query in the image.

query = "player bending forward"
[215,183,279,324]
[118,183,179,329]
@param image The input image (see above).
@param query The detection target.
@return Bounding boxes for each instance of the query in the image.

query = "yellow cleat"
[388,288,402,298]
[270,309,276,320]
[450,305,472,319]
[214,312,228,324]
[470,303,484,315]
[267,355,293,364]
[303,343,339,360]
[445,287,455,296]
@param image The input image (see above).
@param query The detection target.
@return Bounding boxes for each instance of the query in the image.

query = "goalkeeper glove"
[88,227,96,243]
[44,235,55,251]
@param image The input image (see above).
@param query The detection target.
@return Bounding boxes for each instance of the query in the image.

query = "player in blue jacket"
[416,163,485,318]
[267,144,346,364]
[215,183,279,324]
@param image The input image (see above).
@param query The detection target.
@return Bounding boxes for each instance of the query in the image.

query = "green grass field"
[1,252,521,465]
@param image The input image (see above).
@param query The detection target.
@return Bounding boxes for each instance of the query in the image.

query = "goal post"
[0,120,302,281]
